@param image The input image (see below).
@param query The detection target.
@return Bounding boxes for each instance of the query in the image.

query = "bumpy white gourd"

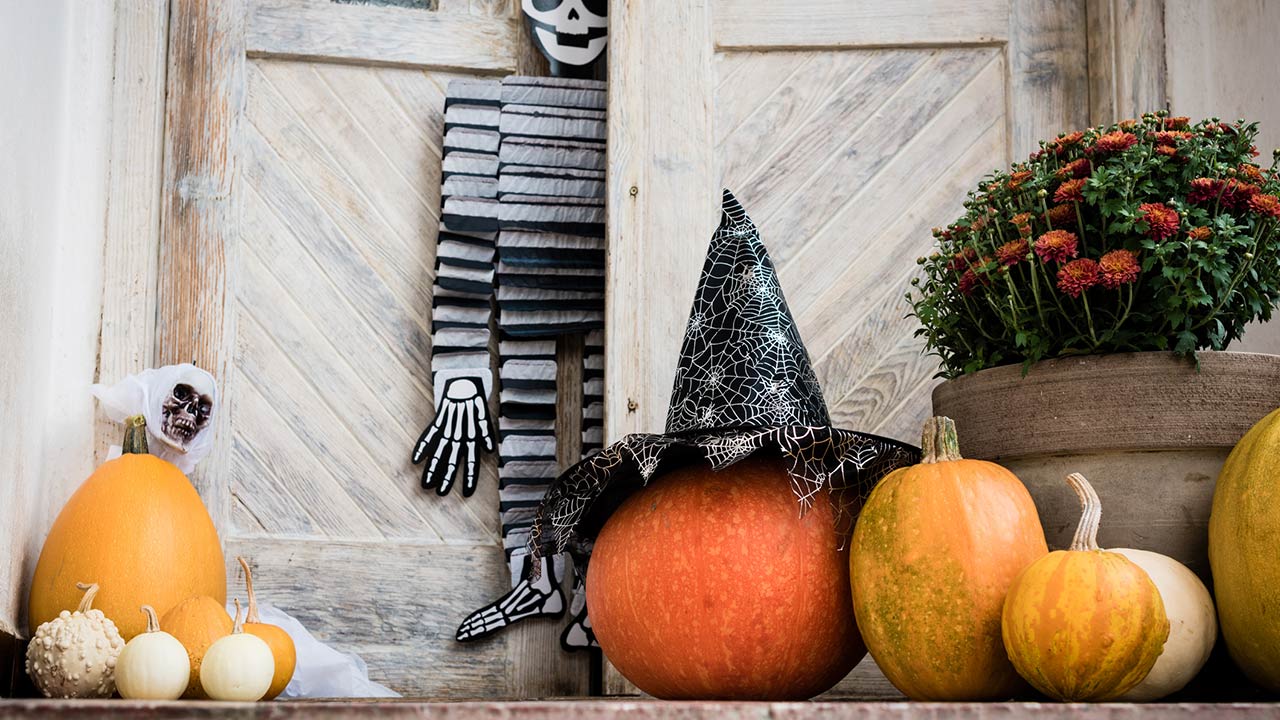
[1116,548,1217,701]
[116,605,191,700]
[25,582,124,698]
[200,599,275,701]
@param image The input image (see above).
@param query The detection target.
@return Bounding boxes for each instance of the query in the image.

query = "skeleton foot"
[559,606,597,652]
[456,556,565,642]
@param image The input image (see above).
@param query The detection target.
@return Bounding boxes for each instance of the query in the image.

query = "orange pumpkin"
[850,416,1047,700]
[162,595,233,699]
[1002,473,1170,701]
[587,456,864,700]
[28,415,226,639]
[237,557,297,700]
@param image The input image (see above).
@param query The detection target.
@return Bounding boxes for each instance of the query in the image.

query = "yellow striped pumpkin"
[1001,473,1169,701]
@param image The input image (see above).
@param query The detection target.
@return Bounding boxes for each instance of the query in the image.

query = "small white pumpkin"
[25,582,124,698]
[116,605,191,700]
[200,599,275,701]
[1116,548,1217,701]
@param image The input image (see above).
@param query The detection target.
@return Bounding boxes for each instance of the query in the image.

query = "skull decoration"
[521,0,607,77]
[92,363,218,474]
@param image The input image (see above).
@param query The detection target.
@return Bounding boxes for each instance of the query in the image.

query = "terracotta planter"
[932,351,1280,584]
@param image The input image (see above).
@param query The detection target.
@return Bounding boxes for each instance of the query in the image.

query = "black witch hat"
[530,190,919,558]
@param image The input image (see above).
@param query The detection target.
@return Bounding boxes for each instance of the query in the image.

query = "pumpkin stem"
[140,605,161,633]
[237,556,261,624]
[74,582,99,613]
[231,598,245,634]
[121,414,149,455]
[920,416,963,464]
[1067,472,1103,552]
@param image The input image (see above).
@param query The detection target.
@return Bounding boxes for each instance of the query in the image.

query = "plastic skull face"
[161,382,214,447]
[522,0,607,75]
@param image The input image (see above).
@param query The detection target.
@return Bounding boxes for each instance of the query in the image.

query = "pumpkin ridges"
[161,595,233,699]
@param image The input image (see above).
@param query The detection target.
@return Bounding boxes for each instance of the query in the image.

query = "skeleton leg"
[456,554,565,642]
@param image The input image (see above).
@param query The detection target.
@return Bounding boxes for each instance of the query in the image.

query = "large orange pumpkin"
[587,456,864,700]
[28,415,226,639]
[850,416,1047,700]
[1002,473,1169,701]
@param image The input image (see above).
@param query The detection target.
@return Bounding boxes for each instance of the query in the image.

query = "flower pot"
[931,351,1280,584]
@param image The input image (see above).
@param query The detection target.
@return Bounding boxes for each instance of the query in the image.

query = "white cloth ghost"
[91,364,218,474]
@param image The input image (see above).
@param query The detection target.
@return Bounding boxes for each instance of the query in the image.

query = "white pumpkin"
[24,582,124,698]
[200,599,275,701]
[1116,548,1217,701]
[116,605,191,700]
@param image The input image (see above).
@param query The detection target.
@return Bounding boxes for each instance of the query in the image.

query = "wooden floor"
[2,699,1280,719]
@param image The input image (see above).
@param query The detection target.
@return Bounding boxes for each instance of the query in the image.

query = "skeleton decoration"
[521,0,608,79]
[527,190,920,602]
[412,75,606,652]
[91,363,218,474]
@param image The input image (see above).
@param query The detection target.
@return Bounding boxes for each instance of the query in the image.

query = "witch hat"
[529,190,919,559]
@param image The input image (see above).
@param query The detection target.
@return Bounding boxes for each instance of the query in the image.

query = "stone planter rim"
[930,350,1280,461]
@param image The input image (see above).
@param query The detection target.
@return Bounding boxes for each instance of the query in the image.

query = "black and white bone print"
[416,76,607,648]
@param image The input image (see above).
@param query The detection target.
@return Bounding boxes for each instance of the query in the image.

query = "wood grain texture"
[1086,0,1166,126]
[246,0,522,72]
[157,0,246,532]
[931,352,1280,460]
[96,0,170,463]
[713,0,1010,50]
[1008,0,1090,158]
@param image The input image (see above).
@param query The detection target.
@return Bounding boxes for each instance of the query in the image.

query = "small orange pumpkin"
[28,415,225,639]
[161,595,233,699]
[237,557,296,700]
[851,416,1048,700]
[1002,473,1169,701]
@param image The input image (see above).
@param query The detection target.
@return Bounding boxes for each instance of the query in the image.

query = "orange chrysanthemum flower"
[1054,178,1087,204]
[1156,145,1179,157]
[1034,229,1079,264]
[1007,170,1033,191]
[1118,119,1138,131]
[1046,203,1075,229]
[997,238,1030,267]
[1223,179,1260,211]
[1249,193,1280,219]
[1053,131,1085,155]
[1239,164,1265,183]
[1164,116,1190,130]
[1057,158,1091,179]
[1010,212,1033,227]
[1139,202,1180,242]
[1099,249,1141,289]
[1152,130,1193,146]
[1187,226,1212,241]
[1090,131,1139,154]
[1057,258,1101,298]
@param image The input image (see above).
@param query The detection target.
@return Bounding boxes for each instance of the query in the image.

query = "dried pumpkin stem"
[74,582,99,612]
[231,598,245,634]
[141,605,161,633]
[237,556,261,623]
[921,416,964,464]
[122,414,149,455]
[1067,472,1102,551]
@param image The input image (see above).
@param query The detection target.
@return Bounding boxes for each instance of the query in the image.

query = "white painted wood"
[713,0,1010,50]
[1087,0,1166,126]
[246,0,523,72]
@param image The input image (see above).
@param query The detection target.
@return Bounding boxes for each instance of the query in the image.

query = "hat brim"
[530,425,920,559]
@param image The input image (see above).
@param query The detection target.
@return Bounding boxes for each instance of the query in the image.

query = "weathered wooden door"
[605,0,1089,695]
[156,0,587,698]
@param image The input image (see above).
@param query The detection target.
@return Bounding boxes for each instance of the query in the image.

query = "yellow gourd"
[201,599,276,702]
[1002,473,1169,701]
[116,605,191,700]
[161,595,233,699]
[237,557,296,700]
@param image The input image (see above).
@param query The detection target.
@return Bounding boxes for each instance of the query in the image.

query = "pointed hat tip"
[720,188,747,223]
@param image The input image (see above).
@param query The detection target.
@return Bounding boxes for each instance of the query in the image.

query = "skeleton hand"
[413,375,495,497]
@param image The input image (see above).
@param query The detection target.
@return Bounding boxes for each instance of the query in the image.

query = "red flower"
[1188,177,1222,204]
[1099,249,1141,288]
[1057,258,1101,298]
[997,238,1030,267]
[948,246,978,272]
[1249,193,1280,219]
[1164,116,1190,130]
[1188,226,1212,241]
[1138,203,1180,241]
[958,268,989,296]
[1054,131,1085,155]
[1090,131,1139,154]
[1054,178,1087,203]
[1223,179,1259,211]
[1007,170,1033,191]
[1057,158,1091,179]
[1034,230,1079,264]
[1152,130,1193,146]
[1046,203,1075,229]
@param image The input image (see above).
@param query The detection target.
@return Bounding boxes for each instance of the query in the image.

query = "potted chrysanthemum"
[911,111,1280,579]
